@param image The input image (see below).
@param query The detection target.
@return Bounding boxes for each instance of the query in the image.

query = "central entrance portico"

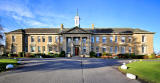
[61,27,92,56]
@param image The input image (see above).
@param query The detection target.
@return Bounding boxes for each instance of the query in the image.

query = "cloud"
[0,0,33,18]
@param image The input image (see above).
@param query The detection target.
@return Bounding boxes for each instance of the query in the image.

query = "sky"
[0,0,160,53]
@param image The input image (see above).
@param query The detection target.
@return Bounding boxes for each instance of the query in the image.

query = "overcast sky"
[0,0,160,53]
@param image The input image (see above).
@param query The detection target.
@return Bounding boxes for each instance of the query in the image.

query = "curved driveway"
[0,58,141,83]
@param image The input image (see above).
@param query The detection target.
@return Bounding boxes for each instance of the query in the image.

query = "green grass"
[0,59,18,72]
[0,59,17,63]
[120,61,160,83]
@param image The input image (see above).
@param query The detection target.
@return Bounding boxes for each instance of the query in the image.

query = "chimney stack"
[61,24,63,31]
[92,24,94,30]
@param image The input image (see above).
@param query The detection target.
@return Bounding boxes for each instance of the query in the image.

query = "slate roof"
[6,27,154,34]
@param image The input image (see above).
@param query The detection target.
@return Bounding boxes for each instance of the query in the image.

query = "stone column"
[71,37,74,56]
[62,35,66,52]
[79,37,82,55]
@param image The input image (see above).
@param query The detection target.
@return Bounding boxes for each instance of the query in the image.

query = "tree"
[0,20,4,46]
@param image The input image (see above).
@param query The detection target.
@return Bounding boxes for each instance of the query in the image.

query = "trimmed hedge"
[90,51,96,57]
[118,53,145,59]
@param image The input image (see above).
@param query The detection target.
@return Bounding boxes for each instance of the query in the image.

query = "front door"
[75,47,79,56]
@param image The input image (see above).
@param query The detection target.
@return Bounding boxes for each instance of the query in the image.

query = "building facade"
[5,14,155,56]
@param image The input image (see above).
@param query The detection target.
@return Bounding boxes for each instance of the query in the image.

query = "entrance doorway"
[75,47,79,56]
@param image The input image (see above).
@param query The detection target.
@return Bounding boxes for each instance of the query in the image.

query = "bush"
[106,53,112,56]
[90,51,96,57]
[18,52,25,57]
[54,53,59,57]
[118,53,145,59]
[59,51,65,57]
[148,54,156,59]
[102,52,107,56]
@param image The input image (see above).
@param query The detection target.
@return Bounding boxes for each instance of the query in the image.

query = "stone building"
[5,14,155,56]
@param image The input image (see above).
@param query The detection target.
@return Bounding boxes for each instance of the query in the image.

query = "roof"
[5,27,155,34]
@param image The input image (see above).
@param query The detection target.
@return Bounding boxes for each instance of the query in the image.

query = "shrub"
[118,53,145,59]
[106,53,112,56]
[25,53,32,57]
[90,51,96,57]
[148,54,156,59]
[54,53,59,57]
[8,53,11,58]
[102,52,107,56]
[59,51,65,57]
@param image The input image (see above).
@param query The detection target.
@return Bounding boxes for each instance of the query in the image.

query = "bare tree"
[0,18,4,45]
[0,20,4,46]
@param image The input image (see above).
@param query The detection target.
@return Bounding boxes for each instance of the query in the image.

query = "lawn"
[120,61,160,83]
[0,59,17,63]
[0,59,18,72]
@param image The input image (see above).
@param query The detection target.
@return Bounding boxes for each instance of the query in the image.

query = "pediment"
[63,27,91,34]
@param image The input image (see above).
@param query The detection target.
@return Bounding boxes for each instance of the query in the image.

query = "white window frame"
[115,36,117,43]
[115,46,118,54]
[102,36,106,44]
[91,36,94,43]
[110,36,113,43]
[121,36,125,43]
[12,35,15,42]
[102,47,106,53]
[121,46,125,54]
[96,36,99,43]
[129,47,132,53]
[110,46,113,53]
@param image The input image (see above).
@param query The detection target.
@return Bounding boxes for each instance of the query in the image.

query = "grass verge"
[0,59,18,72]
[119,61,160,83]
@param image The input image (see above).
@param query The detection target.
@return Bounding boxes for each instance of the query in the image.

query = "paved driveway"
[0,58,141,83]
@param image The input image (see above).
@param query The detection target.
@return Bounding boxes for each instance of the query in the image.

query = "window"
[129,47,132,53]
[115,46,118,54]
[60,36,63,43]
[12,36,15,42]
[96,36,99,43]
[31,36,34,42]
[42,36,45,42]
[48,36,52,42]
[75,38,79,44]
[67,38,71,43]
[102,47,106,53]
[91,46,94,51]
[25,37,28,43]
[38,46,41,52]
[48,45,52,52]
[96,46,99,52]
[42,46,45,52]
[110,37,113,43]
[25,46,28,52]
[55,36,58,43]
[121,46,125,54]
[115,36,117,43]
[102,37,106,44]
[83,46,86,53]
[142,46,146,53]
[38,36,41,42]
[110,46,113,53]
[91,36,94,43]
[12,45,16,53]
[142,35,146,42]
[128,36,132,43]
[82,38,87,43]
[121,36,125,43]
[31,46,35,52]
